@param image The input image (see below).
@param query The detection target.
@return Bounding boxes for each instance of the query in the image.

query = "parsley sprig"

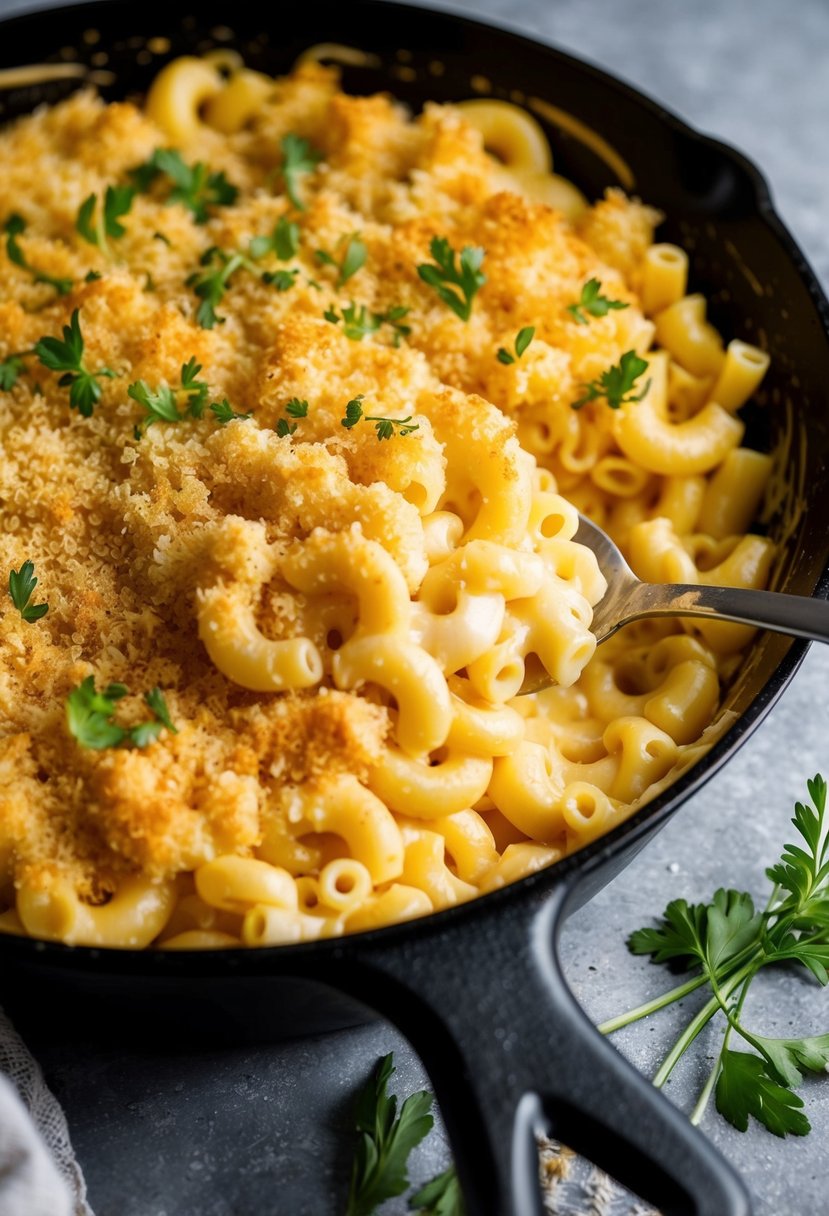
[128,359,249,437]
[130,149,238,224]
[4,214,73,296]
[34,309,117,416]
[210,399,252,425]
[602,775,829,1138]
[276,397,309,437]
[341,395,419,440]
[249,215,300,262]
[66,677,178,750]
[8,561,48,623]
[410,1168,466,1216]
[324,301,411,346]
[280,133,322,212]
[496,326,535,365]
[571,350,650,411]
[76,186,135,257]
[346,1054,434,1216]
[316,233,367,288]
[417,237,486,322]
[567,278,629,325]
[188,225,302,329]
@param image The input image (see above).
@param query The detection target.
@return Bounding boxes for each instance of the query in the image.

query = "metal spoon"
[521,513,829,693]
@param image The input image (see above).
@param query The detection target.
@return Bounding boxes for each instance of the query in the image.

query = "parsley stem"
[651,960,756,1088]
[690,975,752,1126]
[597,972,712,1034]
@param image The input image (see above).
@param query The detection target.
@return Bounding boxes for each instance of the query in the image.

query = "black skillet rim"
[0,0,827,973]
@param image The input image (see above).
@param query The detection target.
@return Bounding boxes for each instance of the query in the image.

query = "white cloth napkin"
[0,1007,92,1216]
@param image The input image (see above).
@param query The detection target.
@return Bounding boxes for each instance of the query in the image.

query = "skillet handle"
[340,884,751,1216]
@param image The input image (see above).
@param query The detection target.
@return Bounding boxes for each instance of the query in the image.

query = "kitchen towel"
[0,1005,93,1216]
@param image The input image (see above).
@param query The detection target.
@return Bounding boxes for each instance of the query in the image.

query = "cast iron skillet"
[1,2,828,1213]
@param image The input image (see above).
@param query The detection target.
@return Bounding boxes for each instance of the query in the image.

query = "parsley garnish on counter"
[4,214,73,296]
[345,1054,465,1216]
[496,326,535,365]
[571,350,650,411]
[602,775,829,1137]
[417,237,486,322]
[316,233,367,288]
[346,1054,435,1216]
[66,678,178,750]
[76,186,135,256]
[280,133,322,211]
[341,395,419,440]
[34,309,117,416]
[8,561,48,623]
[130,148,238,224]
[567,278,629,325]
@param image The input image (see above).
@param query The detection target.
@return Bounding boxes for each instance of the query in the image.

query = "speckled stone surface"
[0,0,827,1213]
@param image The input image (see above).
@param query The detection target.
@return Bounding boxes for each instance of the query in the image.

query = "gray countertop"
[1,0,828,1213]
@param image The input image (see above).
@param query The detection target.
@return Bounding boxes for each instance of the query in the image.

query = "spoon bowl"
[520,514,829,694]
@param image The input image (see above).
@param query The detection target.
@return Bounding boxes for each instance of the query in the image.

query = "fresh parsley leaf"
[410,1167,466,1216]
[382,305,412,348]
[716,1050,810,1138]
[417,236,486,322]
[187,248,246,329]
[262,268,299,292]
[76,185,135,254]
[4,214,73,296]
[315,233,367,288]
[497,325,535,365]
[210,399,252,425]
[34,309,117,416]
[280,133,322,212]
[0,355,27,391]
[325,302,382,341]
[346,1054,434,1216]
[130,149,238,224]
[340,395,418,440]
[66,677,177,750]
[567,278,629,325]
[128,358,213,435]
[276,397,309,435]
[572,350,650,410]
[766,775,829,907]
[250,215,301,262]
[8,560,48,623]
[341,395,366,429]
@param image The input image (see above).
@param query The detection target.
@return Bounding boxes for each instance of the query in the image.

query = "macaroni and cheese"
[0,55,772,948]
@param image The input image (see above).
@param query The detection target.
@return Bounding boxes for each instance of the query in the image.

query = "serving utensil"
[579,512,829,642]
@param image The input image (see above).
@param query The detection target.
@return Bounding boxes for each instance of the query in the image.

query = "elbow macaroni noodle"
[0,56,774,947]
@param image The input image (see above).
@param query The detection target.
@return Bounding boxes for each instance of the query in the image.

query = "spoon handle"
[625,580,829,643]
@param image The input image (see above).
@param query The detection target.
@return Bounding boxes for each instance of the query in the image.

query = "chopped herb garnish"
[4,214,73,296]
[8,560,48,623]
[275,397,308,437]
[249,215,300,262]
[603,774,829,1139]
[187,247,246,329]
[210,399,252,425]
[340,395,418,440]
[76,185,135,256]
[0,354,28,391]
[127,357,210,436]
[324,301,410,345]
[496,325,535,365]
[572,350,650,411]
[130,149,238,224]
[66,677,178,750]
[345,1053,434,1216]
[417,236,485,322]
[567,277,629,325]
[280,133,322,212]
[34,308,117,417]
[316,233,367,288]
